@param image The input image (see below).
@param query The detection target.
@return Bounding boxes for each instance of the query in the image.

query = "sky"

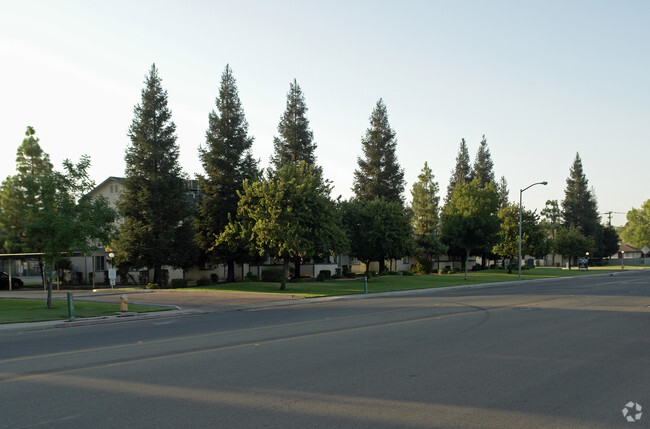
[1,0,648,226]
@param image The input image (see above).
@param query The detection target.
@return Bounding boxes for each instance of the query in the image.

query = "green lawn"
[185,267,627,297]
[0,299,169,324]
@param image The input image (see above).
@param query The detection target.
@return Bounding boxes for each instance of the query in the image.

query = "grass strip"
[0,298,169,324]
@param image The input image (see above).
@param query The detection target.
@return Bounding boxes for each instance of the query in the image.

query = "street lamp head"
[541,181,548,185]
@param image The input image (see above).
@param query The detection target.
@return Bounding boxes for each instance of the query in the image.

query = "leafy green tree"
[493,204,547,273]
[29,156,117,306]
[270,79,318,171]
[341,199,412,275]
[471,135,495,187]
[441,179,500,279]
[115,64,195,285]
[1,128,117,307]
[196,65,258,282]
[410,162,446,272]
[621,199,650,249]
[445,138,472,203]
[352,99,405,205]
[554,225,593,269]
[0,126,54,253]
[217,162,347,291]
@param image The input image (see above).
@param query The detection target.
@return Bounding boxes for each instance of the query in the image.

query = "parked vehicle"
[0,272,23,289]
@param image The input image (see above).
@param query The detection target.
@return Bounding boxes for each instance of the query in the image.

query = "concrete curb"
[0,270,636,331]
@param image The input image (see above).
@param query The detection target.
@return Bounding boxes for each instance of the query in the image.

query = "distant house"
[615,244,643,259]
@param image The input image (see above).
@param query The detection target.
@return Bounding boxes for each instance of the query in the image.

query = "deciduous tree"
[621,199,650,249]
[441,179,500,279]
[217,162,347,290]
[341,199,412,275]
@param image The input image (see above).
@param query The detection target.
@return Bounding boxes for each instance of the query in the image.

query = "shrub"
[245,272,260,282]
[401,270,414,276]
[368,270,376,277]
[210,273,219,283]
[196,277,211,286]
[145,282,160,289]
[317,270,332,281]
[170,278,188,288]
[344,271,357,278]
[261,269,284,282]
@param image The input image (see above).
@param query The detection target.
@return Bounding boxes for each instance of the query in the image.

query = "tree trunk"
[378,258,385,275]
[280,261,288,291]
[293,256,301,281]
[227,259,235,283]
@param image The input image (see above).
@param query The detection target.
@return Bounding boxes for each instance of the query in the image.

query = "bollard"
[120,294,129,312]
[364,276,368,294]
[67,292,75,322]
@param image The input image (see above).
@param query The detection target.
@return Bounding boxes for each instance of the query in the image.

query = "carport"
[0,253,44,290]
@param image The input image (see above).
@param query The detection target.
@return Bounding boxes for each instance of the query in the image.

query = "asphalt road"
[1,271,649,428]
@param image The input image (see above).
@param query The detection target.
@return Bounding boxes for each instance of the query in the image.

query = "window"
[94,256,106,271]
[402,256,410,264]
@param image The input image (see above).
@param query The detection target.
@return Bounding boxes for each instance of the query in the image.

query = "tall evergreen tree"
[352,98,405,204]
[270,79,317,171]
[561,153,601,239]
[471,135,495,187]
[496,176,510,209]
[410,162,440,236]
[116,64,195,285]
[196,65,258,282]
[445,138,472,203]
[410,162,446,272]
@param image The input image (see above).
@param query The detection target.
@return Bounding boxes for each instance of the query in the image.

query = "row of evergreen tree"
[0,64,619,289]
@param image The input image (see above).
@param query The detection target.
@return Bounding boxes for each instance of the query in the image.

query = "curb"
[0,270,637,331]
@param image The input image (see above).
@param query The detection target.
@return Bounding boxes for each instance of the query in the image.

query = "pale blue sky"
[1,0,648,225]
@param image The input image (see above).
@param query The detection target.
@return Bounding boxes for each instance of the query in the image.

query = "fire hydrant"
[120,294,129,312]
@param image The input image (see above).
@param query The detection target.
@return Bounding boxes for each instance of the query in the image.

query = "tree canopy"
[216,162,348,290]
[341,199,412,275]
[441,179,500,279]
[621,199,650,249]
[352,99,405,205]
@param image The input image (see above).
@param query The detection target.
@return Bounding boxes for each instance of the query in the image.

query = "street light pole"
[519,181,548,280]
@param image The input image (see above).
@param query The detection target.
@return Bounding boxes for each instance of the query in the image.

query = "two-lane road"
[1,271,649,428]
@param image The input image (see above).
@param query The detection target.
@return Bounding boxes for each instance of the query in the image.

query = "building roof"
[619,243,642,253]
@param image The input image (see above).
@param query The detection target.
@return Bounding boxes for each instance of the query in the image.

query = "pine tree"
[496,176,510,209]
[411,162,440,236]
[445,138,472,203]
[471,135,495,187]
[196,65,258,282]
[561,153,601,239]
[271,79,317,171]
[352,98,405,204]
[116,64,195,285]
